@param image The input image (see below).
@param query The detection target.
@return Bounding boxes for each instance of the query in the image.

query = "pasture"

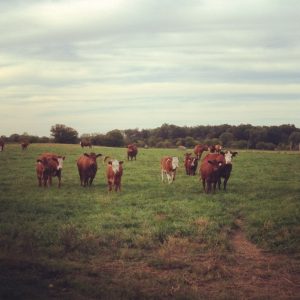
[0,144,299,299]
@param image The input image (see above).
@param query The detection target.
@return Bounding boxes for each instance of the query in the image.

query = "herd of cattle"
[0,140,238,193]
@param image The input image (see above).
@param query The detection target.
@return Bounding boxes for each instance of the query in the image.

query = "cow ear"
[62,156,66,160]
[37,159,42,163]
[108,161,112,165]
[119,161,124,164]
[232,151,238,156]
[84,153,90,157]
[96,154,102,157]
[220,151,225,155]
[208,160,213,164]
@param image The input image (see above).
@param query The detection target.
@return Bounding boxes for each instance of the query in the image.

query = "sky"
[1,0,300,137]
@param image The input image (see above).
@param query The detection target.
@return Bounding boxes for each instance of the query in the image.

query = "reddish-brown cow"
[161,156,179,184]
[77,152,102,187]
[194,144,208,159]
[184,153,198,176]
[127,144,138,160]
[0,139,4,152]
[105,157,124,191]
[80,140,92,148]
[36,153,65,187]
[209,144,222,153]
[21,141,29,150]
[200,153,225,193]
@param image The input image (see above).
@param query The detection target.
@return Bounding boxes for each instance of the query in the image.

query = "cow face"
[172,157,179,170]
[57,156,65,170]
[208,159,224,171]
[224,151,238,164]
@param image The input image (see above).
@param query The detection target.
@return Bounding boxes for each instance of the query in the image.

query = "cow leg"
[212,182,217,193]
[218,178,221,190]
[202,178,206,191]
[161,170,165,182]
[223,177,228,191]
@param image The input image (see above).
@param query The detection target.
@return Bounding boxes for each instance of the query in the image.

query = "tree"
[106,129,124,147]
[288,131,300,150]
[50,124,78,144]
[219,132,234,147]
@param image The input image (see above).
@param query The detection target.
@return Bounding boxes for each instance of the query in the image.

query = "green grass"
[0,144,299,299]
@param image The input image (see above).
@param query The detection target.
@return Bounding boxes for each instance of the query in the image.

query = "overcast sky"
[1,0,300,137]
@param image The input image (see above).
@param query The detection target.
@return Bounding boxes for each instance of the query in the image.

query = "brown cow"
[194,144,208,159]
[161,156,179,184]
[200,153,225,193]
[209,144,222,153]
[184,153,198,176]
[218,151,238,191]
[21,141,29,150]
[36,153,65,187]
[127,144,138,160]
[77,152,102,186]
[80,140,92,148]
[0,139,4,152]
[105,157,124,191]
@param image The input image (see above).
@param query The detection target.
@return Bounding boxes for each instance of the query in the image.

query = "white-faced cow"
[218,151,238,191]
[105,157,124,191]
[184,153,198,176]
[36,153,65,187]
[161,156,179,184]
[77,152,102,187]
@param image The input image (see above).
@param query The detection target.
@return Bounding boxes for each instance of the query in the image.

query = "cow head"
[207,159,224,171]
[56,156,65,170]
[172,157,179,170]
[109,159,124,174]
[84,153,102,162]
[224,151,238,164]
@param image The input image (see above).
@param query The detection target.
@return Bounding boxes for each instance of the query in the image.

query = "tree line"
[1,123,300,150]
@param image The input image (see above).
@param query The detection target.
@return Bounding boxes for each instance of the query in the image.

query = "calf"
[184,153,198,176]
[161,156,179,184]
[77,152,102,186]
[194,144,208,159]
[105,157,124,191]
[200,153,225,193]
[36,153,65,187]
[218,151,238,191]
[0,139,4,152]
[127,144,138,160]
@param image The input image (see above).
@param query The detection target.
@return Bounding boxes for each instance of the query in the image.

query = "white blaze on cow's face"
[57,157,65,170]
[112,159,120,174]
[172,157,179,169]
[224,151,233,164]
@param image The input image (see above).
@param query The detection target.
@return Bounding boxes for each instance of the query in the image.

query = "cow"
[0,139,4,152]
[200,153,225,193]
[105,157,124,191]
[21,141,29,150]
[36,153,65,187]
[184,153,198,176]
[194,144,209,159]
[218,151,238,191]
[127,144,138,161]
[77,152,102,187]
[209,144,222,153]
[161,156,179,184]
[80,140,92,148]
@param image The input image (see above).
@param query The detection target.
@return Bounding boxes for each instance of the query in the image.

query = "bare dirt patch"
[229,218,300,299]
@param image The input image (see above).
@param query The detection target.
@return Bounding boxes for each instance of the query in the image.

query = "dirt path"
[229,218,300,299]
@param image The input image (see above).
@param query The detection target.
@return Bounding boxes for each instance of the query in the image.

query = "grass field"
[0,144,299,299]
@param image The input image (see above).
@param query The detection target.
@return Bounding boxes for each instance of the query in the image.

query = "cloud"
[0,0,299,136]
